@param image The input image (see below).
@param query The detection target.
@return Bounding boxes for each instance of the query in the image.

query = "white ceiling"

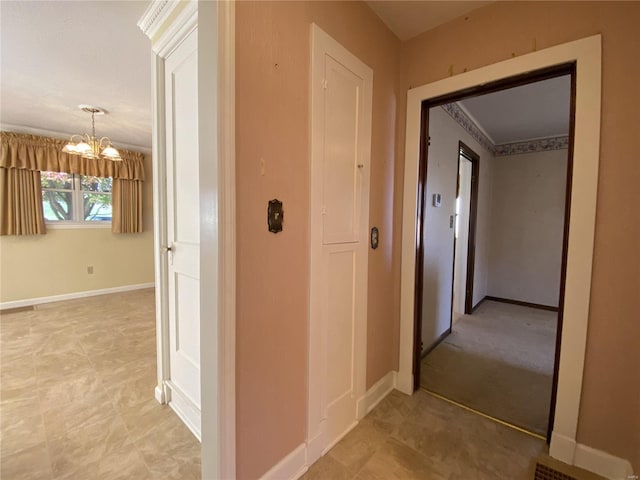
[1,1,566,151]
[366,1,492,41]
[0,1,151,150]
[458,75,571,145]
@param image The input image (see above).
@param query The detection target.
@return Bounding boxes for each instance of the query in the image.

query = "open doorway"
[414,65,574,440]
[453,142,479,318]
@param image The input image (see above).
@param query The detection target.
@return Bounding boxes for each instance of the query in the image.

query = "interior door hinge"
[322,79,328,90]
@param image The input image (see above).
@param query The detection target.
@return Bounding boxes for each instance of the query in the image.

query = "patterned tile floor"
[301,389,546,480]
[0,289,200,480]
[2,289,546,480]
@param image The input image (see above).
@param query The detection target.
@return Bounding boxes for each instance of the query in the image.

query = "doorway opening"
[453,142,479,318]
[413,63,575,441]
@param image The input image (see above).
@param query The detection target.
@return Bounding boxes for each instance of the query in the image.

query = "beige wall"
[400,2,640,470]
[488,149,568,307]
[0,154,154,303]
[421,106,494,351]
[235,2,401,478]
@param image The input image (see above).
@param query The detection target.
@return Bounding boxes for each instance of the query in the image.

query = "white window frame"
[41,172,113,228]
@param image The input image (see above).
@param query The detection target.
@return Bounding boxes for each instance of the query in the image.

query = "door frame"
[399,35,601,466]
[308,23,373,465]
[458,142,480,316]
[138,1,236,478]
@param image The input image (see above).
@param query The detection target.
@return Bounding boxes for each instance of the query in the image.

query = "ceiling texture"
[1,1,567,152]
[0,1,152,150]
[458,75,571,145]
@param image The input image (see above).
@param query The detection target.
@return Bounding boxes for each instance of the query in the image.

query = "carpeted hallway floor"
[420,300,557,436]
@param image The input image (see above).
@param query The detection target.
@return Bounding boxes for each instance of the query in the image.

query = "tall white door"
[164,29,201,438]
[309,25,372,461]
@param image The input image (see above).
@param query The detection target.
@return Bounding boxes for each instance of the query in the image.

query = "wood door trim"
[458,141,480,315]
[412,102,430,391]
[547,63,577,443]
[412,63,576,444]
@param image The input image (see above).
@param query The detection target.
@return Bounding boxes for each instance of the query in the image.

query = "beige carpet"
[420,300,557,436]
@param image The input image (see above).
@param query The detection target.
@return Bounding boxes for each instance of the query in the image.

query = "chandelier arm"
[98,137,112,149]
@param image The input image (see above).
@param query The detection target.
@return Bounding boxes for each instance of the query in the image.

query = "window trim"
[41,172,113,226]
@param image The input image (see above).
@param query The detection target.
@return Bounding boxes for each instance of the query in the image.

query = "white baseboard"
[395,369,413,395]
[266,371,399,480]
[259,443,308,480]
[306,431,324,467]
[356,370,397,419]
[0,283,155,310]
[574,444,634,480]
[154,385,165,404]
[550,433,634,480]
[550,432,577,465]
[167,382,202,442]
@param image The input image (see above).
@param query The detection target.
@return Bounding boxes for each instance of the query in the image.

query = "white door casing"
[139,1,237,477]
[164,28,202,438]
[308,24,373,464]
[398,35,601,467]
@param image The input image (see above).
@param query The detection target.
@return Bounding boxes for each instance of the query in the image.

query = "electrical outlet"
[87,266,94,274]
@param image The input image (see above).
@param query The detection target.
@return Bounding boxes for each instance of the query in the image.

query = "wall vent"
[533,455,607,480]
[534,463,579,480]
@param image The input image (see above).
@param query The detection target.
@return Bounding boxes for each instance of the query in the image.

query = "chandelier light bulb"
[61,106,122,162]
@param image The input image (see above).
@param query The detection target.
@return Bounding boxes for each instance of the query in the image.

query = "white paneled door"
[164,28,201,438]
[309,24,372,461]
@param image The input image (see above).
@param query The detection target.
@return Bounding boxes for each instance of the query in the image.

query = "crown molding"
[138,0,198,57]
[441,102,496,154]
[441,103,569,157]
[494,136,569,156]
[137,0,173,40]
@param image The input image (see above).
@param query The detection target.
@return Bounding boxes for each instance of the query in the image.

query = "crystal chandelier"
[62,105,122,161]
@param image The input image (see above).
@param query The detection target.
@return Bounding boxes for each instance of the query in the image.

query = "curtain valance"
[0,131,146,181]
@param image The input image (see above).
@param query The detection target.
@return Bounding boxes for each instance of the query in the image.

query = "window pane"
[41,171,72,190]
[83,193,112,221]
[81,176,112,193]
[42,190,73,221]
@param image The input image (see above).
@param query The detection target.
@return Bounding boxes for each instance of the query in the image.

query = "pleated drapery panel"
[112,178,143,233]
[0,167,45,235]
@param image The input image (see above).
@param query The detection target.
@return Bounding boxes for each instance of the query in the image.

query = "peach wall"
[400,2,640,470]
[235,2,401,478]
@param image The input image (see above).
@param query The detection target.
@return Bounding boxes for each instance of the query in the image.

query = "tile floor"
[2,290,546,480]
[301,389,546,480]
[0,289,201,480]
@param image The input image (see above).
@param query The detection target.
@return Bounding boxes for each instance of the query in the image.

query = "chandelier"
[62,105,122,161]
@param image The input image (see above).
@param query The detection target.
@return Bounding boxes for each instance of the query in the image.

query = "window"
[41,171,113,223]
